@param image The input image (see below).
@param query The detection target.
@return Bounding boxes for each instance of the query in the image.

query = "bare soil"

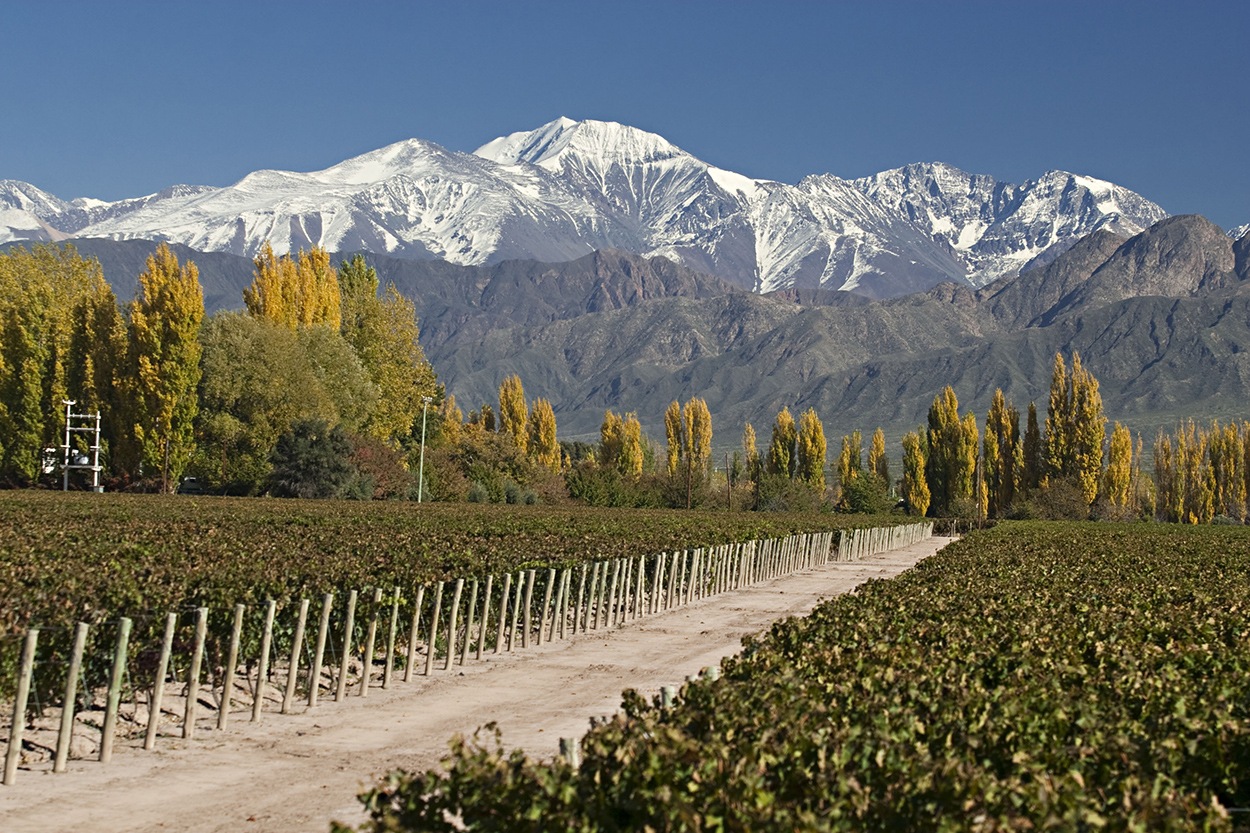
[0,536,950,833]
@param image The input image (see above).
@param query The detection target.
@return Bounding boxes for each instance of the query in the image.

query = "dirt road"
[0,535,950,833]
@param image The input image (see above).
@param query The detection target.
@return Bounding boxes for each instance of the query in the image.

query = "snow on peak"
[1228,223,1248,241]
[475,117,689,169]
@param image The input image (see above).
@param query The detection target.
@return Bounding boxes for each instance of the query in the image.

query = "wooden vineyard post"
[537,569,555,646]
[651,553,664,614]
[666,551,679,609]
[403,585,425,683]
[573,564,587,635]
[425,581,444,675]
[144,613,176,750]
[218,604,245,730]
[55,622,89,770]
[443,579,464,671]
[360,587,383,696]
[383,588,400,688]
[4,629,39,784]
[586,562,601,630]
[476,575,493,660]
[508,572,523,651]
[660,685,676,709]
[461,579,478,665]
[99,617,131,764]
[281,599,310,713]
[559,737,581,767]
[496,573,512,653]
[335,590,358,701]
[252,600,276,722]
[634,555,645,619]
[557,569,571,640]
[521,571,536,649]
[605,560,620,627]
[184,606,208,739]
[309,593,333,706]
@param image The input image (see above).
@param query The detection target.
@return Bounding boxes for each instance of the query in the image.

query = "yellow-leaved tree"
[901,430,930,516]
[795,408,827,493]
[528,397,560,472]
[124,243,205,491]
[498,374,529,454]
[244,243,341,330]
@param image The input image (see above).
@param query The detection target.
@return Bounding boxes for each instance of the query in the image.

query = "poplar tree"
[742,422,759,481]
[1207,421,1244,520]
[339,254,438,443]
[664,400,682,477]
[1044,353,1070,480]
[619,412,644,479]
[1044,352,1105,503]
[498,374,528,454]
[600,410,624,469]
[925,386,976,515]
[599,409,642,478]
[1021,402,1043,492]
[835,430,862,487]
[1153,431,1178,523]
[124,243,205,490]
[244,243,341,330]
[867,427,889,485]
[440,394,463,446]
[1103,422,1133,508]
[0,244,112,481]
[767,407,796,477]
[683,397,713,479]
[984,389,1020,517]
[795,408,827,493]
[901,430,930,516]
[528,397,560,472]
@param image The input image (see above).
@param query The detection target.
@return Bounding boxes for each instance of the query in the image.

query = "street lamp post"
[417,396,433,503]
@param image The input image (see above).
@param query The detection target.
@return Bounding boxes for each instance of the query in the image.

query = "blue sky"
[3,1,1246,229]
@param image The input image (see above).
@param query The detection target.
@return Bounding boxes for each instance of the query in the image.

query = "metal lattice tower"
[62,400,103,492]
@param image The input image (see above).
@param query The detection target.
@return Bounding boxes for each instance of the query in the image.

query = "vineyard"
[0,491,890,636]
[0,490,911,788]
[343,522,1250,832]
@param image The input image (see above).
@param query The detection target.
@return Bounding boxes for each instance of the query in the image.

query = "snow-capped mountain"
[1230,223,1249,241]
[1,118,1169,298]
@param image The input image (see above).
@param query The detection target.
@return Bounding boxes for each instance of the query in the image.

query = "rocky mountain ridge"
[19,214,1245,448]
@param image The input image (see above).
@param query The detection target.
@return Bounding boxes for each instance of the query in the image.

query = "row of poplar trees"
[0,242,438,492]
[898,353,1138,519]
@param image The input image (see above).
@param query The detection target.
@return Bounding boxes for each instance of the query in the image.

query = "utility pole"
[417,396,433,503]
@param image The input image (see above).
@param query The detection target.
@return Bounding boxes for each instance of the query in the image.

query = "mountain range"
[0,117,1213,300]
[3,118,1247,451]
[18,214,1246,450]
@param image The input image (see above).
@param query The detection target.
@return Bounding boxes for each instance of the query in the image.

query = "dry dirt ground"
[0,535,951,833]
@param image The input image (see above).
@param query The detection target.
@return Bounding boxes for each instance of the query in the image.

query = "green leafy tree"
[193,313,369,493]
[338,255,438,444]
[267,418,357,498]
